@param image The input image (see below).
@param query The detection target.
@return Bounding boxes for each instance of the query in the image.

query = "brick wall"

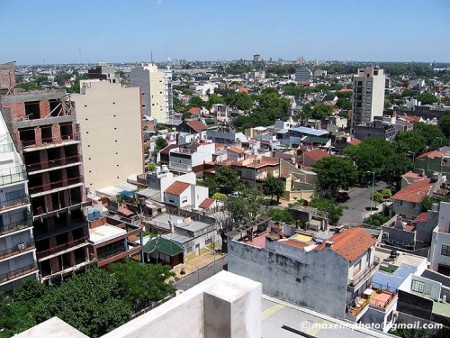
[0,65,16,90]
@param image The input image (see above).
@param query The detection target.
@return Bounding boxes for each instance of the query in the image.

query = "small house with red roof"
[391,178,434,219]
[163,180,208,209]
[302,148,331,167]
[176,120,209,145]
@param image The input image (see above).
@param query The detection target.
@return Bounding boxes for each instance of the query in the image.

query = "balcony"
[97,245,143,268]
[169,162,192,172]
[21,133,80,150]
[37,236,89,260]
[348,257,380,288]
[29,176,83,195]
[0,241,35,260]
[369,288,398,311]
[0,196,29,211]
[26,155,81,173]
[0,219,33,236]
[0,165,27,186]
[0,263,38,285]
[348,296,370,318]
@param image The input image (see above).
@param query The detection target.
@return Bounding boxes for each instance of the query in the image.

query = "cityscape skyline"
[1,0,449,65]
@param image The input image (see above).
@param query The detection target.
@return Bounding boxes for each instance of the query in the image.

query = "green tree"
[201,177,220,196]
[371,191,384,203]
[189,96,207,108]
[336,97,352,110]
[313,157,357,198]
[212,192,227,201]
[418,93,439,105]
[267,208,295,224]
[438,111,450,138]
[310,195,346,225]
[311,103,333,119]
[262,175,285,202]
[225,186,263,226]
[214,166,240,194]
[148,162,157,172]
[16,82,41,91]
[107,261,175,313]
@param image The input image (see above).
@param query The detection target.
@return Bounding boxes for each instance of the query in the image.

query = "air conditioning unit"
[17,243,26,250]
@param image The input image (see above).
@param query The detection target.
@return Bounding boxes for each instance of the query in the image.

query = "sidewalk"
[172,250,226,280]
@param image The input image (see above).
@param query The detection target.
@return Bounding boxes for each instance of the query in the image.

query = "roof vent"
[325,241,334,247]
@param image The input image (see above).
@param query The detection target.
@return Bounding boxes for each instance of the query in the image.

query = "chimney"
[325,241,334,248]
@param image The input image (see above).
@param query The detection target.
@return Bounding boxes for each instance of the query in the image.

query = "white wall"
[72,80,143,192]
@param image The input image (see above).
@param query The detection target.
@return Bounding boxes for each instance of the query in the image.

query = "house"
[429,202,450,276]
[414,150,450,178]
[176,120,209,145]
[143,236,184,267]
[168,142,215,174]
[302,149,330,167]
[391,178,433,219]
[146,213,217,258]
[354,121,397,141]
[188,107,201,118]
[87,213,144,267]
[227,147,246,162]
[228,222,379,322]
[163,180,208,210]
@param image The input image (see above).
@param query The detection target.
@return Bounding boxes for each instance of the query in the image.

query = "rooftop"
[391,178,432,203]
[417,150,443,159]
[88,224,127,245]
[303,149,330,162]
[289,126,329,137]
[143,236,183,256]
[164,181,191,196]
[326,227,377,262]
[185,120,208,133]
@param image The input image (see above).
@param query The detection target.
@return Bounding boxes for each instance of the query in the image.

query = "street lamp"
[436,137,443,148]
[367,171,375,211]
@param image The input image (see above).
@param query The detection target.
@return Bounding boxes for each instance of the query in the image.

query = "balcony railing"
[169,162,192,171]
[37,236,88,259]
[21,133,80,149]
[348,257,380,287]
[0,219,33,236]
[0,165,27,185]
[0,196,29,211]
[29,176,83,194]
[32,200,84,217]
[0,241,35,260]
[26,154,81,172]
[0,263,37,283]
[349,297,370,317]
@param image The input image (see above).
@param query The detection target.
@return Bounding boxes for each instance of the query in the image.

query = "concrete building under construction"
[0,68,93,282]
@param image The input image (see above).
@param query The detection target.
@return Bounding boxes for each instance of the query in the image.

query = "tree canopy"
[262,175,285,202]
[313,156,357,197]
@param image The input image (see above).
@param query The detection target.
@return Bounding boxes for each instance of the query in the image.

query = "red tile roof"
[160,144,178,154]
[186,120,208,133]
[228,147,245,154]
[188,107,201,114]
[199,198,214,209]
[303,149,330,162]
[391,178,432,203]
[280,240,309,249]
[417,150,443,159]
[403,115,422,123]
[349,138,361,145]
[165,181,191,196]
[414,212,428,224]
[329,227,377,262]
[403,171,424,179]
[118,206,134,217]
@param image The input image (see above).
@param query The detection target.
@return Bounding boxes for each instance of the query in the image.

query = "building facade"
[0,112,37,294]
[294,67,312,83]
[71,80,144,192]
[351,66,386,128]
[130,63,172,123]
[0,89,93,283]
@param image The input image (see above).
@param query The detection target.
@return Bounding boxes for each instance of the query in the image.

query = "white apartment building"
[130,63,173,123]
[429,202,450,276]
[0,112,37,294]
[351,66,386,127]
[72,80,144,193]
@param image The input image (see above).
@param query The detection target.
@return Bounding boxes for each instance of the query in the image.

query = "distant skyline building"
[294,67,312,83]
[351,66,386,127]
[71,80,144,193]
[0,112,37,295]
[253,54,262,62]
[87,62,119,83]
[130,63,173,123]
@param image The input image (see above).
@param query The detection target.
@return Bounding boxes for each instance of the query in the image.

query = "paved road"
[339,181,389,226]
[174,255,228,291]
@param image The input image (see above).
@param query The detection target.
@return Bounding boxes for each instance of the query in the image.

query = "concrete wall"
[16,271,262,338]
[392,200,423,219]
[72,80,143,192]
[228,238,349,319]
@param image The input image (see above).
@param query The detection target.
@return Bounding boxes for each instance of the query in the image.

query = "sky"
[0,0,449,65]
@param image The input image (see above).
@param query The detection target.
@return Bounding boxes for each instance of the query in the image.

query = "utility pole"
[367,171,375,211]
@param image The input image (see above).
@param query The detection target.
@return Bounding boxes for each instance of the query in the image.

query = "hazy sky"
[1,0,449,65]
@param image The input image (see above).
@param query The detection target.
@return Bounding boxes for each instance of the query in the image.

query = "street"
[339,181,388,226]
[173,255,228,291]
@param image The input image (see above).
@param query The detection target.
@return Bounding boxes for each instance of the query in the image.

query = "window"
[411,279,425,294]
[182,198,188,203]
[441,245,450,257]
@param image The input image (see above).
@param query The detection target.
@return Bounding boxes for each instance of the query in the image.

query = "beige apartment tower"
[130,63,172,123]
[72,80,144,193]
[351,66,385,127]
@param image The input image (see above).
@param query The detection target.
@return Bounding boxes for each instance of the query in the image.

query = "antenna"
[79,48,82,64]
[151,51,153,63]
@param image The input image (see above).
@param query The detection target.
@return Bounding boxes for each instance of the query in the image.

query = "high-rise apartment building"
[295,67,312,83]
[130,63,173,123]
[0,88,93,283]
[0,112,37,294]
[71,80,144,192]
[351,66,385,127]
